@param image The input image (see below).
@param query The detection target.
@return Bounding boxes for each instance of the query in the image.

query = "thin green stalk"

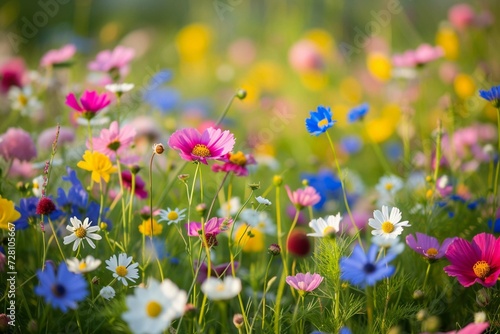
[115,157,128,248]
[325,131,363,249]
[47,217,66,261]
[422,262,432,293]
[491,107,500,232]
[215,92,237,126]
[366,285,374,333]
[87,119,93,151]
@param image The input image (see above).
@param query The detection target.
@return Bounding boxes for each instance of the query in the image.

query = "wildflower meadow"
[1,1,500,333]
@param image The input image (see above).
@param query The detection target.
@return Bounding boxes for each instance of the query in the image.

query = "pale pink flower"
[288,40,324,72]
[40,44,76,67]
[89,121,136,160]
[286,272,323,292]
[285,185,321,209]
[448,4,475,30]
[88,46,135,80]
[38,126,75,151]
[0,128,37,162]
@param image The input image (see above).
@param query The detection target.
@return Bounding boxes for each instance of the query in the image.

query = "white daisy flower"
[369,206,410,240]
[372,235,405,255]
[307,213,342,238]
[99,286,116,300]
[8,86,42,116]
[375,175,404,198]
[32,175,44,197]
[218,197,241,217]
[105,253,140,286]
[157,208,186,225]
[105,83,135,95]
[122,278,187,334]
[255,196,272,206]
[66,255,102,273]
[239,209,275,235]
[63,217,102,251]
[201,276,242,301]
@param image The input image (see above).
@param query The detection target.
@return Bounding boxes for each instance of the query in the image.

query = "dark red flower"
[36,197,56,215]
[287,229,311,257]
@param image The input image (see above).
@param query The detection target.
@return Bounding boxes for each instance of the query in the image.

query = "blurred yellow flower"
[235,224,264,252]
[176,23,212,63]
[0,196,21,230]
[304,29,335,56]
[138,218,163,236]
[367,53,392,82]
[300,71,328,91]
[454,74,476,99]
[77,150,117,184]
[381,104,401,124]
[248,61,284,92]
[436,26,459,60]
[340,77,362,103]
[365,118,396,143]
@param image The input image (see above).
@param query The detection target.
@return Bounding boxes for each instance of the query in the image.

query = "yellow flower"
[138,218,163,236]
[340,77,362,103]
[304,28,335,56]
[436,26,459,60]
[77,150,117,184]
[175,23,212,63]
[367,53,392,82]
[365,118,396,143]
[0,196,21,230]
[235,224,264,253]
[300,71,328,91]
[454,74,476,99]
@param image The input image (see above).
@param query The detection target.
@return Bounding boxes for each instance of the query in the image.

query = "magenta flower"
[448,4,475,31]
[121,170,148,199]
[88,46,135,81]
[65,90,111,120]
[286,272,323,293]
[40,44,76,67]
[285,185,321,210]
[406,233,456,262]
[0,127,37,162]
[211,151,256,176]
[444,233,500,288]
[186,217,232,237]
[89,121,136,160]
[0,58,26,93]
[168,127,235,164]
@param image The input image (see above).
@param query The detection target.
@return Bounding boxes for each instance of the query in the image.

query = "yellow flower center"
[18,94,28,106]
[229,151,247,166]
[79,262,87,270]
[146,301,162,318]
[385,183,393,191]
[381,221,394,233]
[317,119,329,128]
[192,144,211,157]
[216,283,225,291]
[473,261,490,279]
[115,265,128,277]
[323,226,336,235]
[426,248,438,257]
[167,211,179,221]
[75,227,87,239]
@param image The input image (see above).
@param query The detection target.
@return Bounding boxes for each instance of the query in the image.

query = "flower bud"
[196,203,207,216]
[236,89,247,100]
[100,222,108,231]
[474,311,487,324]
[422,316,440,332]
[412,289,424,300]
[476,288,490,307]
[178,174,190,181]
[268,243,281,256]
[233,313,244,328]
[248,182,260,190]
[184,303,198,318]
[153,143,165,154]
[416,309,427,321]
[130,165,141,174]
[91,276,100,285]
[273,175,283,187]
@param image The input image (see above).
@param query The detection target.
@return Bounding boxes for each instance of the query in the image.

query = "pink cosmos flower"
[0,58,26,93]
[121,170,148,199]
[88,121,136,160]
[40,44,76,67]
[285,185,321,209]
[65,90,111,120]
[444,233,500,288]
[186,217,233,237]
[88,46,135,80]
[421,321,489,334]
[211,151,256,176]
[392,44,443,67]
[448,4,475,30]
[38,126,75,151]
[168,127,235,164]
[0,128,37,162]
[288,40,324,72]
[286,272,323,292]
[406,233,456,262]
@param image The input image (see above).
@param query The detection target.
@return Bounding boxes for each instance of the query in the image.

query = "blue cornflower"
[341,136,362,154]
[301,169,342,210]
[15,197,62,230]
[35,262,88,313]
[479,85,500,107]
[305,106,335,136]
[347,103,369,123]
[340,244,396,287]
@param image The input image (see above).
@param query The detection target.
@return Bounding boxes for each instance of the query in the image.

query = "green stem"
[215,92,237,126]
[422,262,432,293]
[47,217,66,261]
[491,107,500,232]
[366,285,374,333]
[115,157,128,249]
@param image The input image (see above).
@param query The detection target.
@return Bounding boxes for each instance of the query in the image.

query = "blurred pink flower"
[286,272,323,293]
[65,90,111,120]
[168,127,235,164]
[121,170,148,199]
[40,44,76,67]
[285,185,321,210]
[8,160,36,178]
[0,58,26,93]
[228,38,256,66]
[0,128,37,161]
[448,4,475,30]
[89,121,136,160]
[392,44,443,67]
[211,151,256,176]
[421,321,489,334]
[288,40,324,72]
[38,126,75,151]
[186,217,233,237]
[342,210,370,236]
[88,46,135,81]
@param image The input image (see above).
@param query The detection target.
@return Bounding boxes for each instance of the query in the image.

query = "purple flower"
[65,90,111,120]
[406,233,455,262]
[286,272,323,293]
[0,127,37,162]
[168,127,235,164]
